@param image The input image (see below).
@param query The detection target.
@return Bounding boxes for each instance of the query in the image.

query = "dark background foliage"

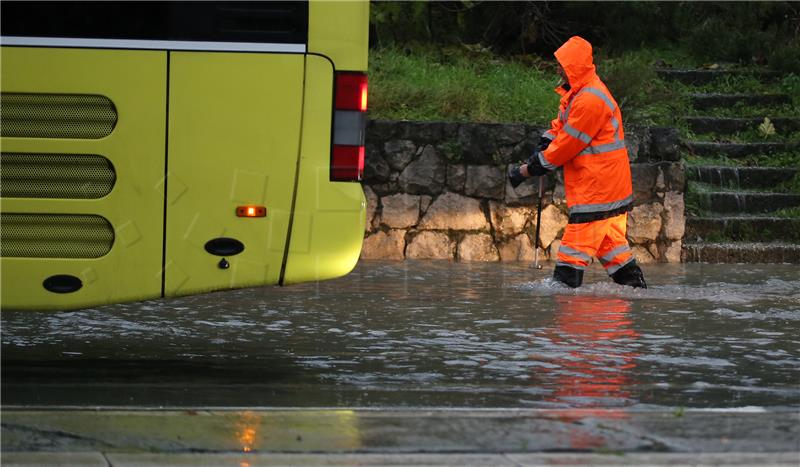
[370,1,800,72]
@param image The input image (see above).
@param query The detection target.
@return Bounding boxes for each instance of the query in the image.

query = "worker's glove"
[525,153,549,177]
[536,136,553,153]
[508,165,528,188]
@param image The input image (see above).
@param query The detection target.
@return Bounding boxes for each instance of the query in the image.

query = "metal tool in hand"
[533,175,544,270]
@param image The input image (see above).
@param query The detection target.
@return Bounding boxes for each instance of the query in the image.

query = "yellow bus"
[0,1,369,310]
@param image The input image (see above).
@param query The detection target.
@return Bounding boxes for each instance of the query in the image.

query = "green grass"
[773,206,800,218]
[368,45,797,144]
[369,46,559,124]
[684,151,800,169]
[688,128,800,144]
[686,102,799,118]
[684,154,738,167]
[368,46,689,127]
[776,173,800,194]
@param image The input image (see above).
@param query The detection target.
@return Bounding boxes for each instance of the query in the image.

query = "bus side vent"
[0,214,114,258]
[0,93,117,139]
[0,153,116,199]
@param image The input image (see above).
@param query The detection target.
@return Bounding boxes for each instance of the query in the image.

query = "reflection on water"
[2,261,799,410]
[538,296,638,408]
[538,295,638,450]
[235,411,261,453]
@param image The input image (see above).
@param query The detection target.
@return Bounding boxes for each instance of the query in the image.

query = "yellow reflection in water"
[235,411,261,453]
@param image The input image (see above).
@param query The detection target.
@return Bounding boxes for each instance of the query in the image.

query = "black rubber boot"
[610,260,647,289]
[553,265,584,288]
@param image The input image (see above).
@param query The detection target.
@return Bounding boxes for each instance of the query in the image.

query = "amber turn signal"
[236,205,266,218]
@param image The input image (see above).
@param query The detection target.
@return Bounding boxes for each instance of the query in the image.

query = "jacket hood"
[554,36,596,87]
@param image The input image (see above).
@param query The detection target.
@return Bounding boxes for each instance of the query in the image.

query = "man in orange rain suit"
[508,36,646,288]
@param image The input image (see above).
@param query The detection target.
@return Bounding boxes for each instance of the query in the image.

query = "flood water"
[2,261,799,410]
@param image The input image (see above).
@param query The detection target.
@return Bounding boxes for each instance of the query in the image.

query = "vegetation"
[773,206,800,218]
[369,45,691,127]
[370,2,800,72]
[685,151,800,169]
[369,46,558,124]
[776,173,800,194]
[367,2,799,125]
[687,128,800,144]
[685,102,799,119]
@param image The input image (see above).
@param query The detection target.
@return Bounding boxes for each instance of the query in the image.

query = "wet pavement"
[3,261,799,410]
[2,261,799,461]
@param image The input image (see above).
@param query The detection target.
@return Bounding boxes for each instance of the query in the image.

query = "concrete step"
[689,93,791,110]
[686,141,799,158]
[687,166,798,190]
[686,116,800,134]
[656,68,783,85]
[682,241,800,263]
[690,191,800,214]
[686,216,800,242]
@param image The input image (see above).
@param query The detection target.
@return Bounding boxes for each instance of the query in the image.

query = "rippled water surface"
[2,261,799,409]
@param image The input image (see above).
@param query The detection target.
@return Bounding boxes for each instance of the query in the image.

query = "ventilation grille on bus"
[0,93,117,139]
[0,214,114,258]
[0,153,116,199]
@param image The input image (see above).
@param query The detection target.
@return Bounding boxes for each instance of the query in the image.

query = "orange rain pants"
[556,213,634,275]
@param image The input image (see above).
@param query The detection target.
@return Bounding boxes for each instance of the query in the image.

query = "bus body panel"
[0,1,370,310]
[281,54,366,285]
[308,1,369,72]
[164,52,304,296]
[0,48,167,310]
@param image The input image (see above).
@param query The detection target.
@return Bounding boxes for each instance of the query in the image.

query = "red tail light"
[331,145,365,181]
[332,72,367,182]
[335,73,368,111]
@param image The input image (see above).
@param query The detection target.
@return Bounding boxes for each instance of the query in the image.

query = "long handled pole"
[533,175,544,270]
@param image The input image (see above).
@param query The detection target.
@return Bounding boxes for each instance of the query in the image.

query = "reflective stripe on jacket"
[539,36,633,222]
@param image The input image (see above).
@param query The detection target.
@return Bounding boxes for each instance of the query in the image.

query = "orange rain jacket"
[537,36,633,223]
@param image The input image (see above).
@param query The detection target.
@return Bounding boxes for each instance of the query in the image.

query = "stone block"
[420,195,433,215]
[631,164,660,204]
[663,191,685,240]
[647,242,660,261]
[649,126,681,161]
[398,145,446,195]
[504,164,537,206]
[495,123,527,146]
[406,231,454,260]
[366,119,397,142]
[447,164,466,193]
[498,234,536,262]
[380,193,421,229]
[628,203,664,243]
[507,131,539,164]
[489,201,531,239]
[662,161,686,192]
[419,192,488,231]
[364,150,391,182]
[458,233,499,262]
[664,240,682,263]
[397,121,444,143]
[369,181,397,197]
[538,204,568,249]
[625,126,647,162]
[361,230,406,260]
[465,165,505,200]
[548,239,561,260]
[457,123,494,164]
[632,244,656,263]
[383,140,417,171]
[364,185,378,233]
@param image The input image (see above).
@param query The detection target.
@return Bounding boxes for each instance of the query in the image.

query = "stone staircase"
[658,68,800,263]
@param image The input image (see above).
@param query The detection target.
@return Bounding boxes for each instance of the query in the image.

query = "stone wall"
[361,120,685,264]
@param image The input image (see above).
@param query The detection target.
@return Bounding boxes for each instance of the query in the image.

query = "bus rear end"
[0,1,369,310]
